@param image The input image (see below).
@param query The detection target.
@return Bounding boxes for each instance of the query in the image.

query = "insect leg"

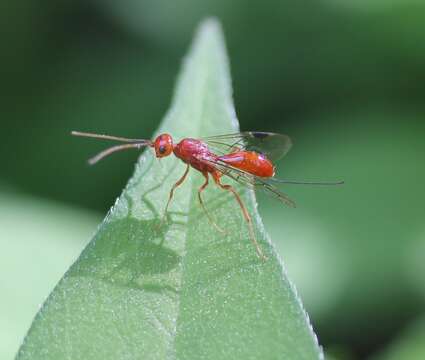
[212,173,266,260]
[198,172,226,234]
[160,164,190,226]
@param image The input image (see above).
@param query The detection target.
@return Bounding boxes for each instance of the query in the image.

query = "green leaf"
[16,19,322,360]
[0,190,101,360]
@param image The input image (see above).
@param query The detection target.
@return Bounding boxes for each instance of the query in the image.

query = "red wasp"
[72,130,343,259]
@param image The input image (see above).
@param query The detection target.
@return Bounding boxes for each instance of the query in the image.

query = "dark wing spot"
[250,131,269,139]
[159,145,166,154]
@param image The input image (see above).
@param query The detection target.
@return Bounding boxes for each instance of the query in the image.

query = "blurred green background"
[1,1,424,359]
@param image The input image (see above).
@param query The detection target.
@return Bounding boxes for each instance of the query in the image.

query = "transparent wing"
[203,131,292,162]
[202,157,296,207]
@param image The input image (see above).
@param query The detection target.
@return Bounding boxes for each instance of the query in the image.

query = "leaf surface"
[16,19,322,360]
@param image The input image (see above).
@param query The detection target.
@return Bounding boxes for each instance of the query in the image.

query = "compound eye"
[159,145,166,154]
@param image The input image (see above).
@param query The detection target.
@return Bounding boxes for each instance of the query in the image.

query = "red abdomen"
[218,151,275,178]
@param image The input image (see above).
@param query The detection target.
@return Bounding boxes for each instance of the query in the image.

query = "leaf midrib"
[167,30,213,358]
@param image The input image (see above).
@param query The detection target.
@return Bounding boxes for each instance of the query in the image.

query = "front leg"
[159,164,190,227]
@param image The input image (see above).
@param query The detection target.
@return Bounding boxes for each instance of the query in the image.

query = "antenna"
[87,143,148,165]
[71,130,152,165]
[71,131,149,143]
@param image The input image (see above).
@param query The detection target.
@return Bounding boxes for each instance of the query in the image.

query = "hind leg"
[212,172,266,260]
[198,172,226,233]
